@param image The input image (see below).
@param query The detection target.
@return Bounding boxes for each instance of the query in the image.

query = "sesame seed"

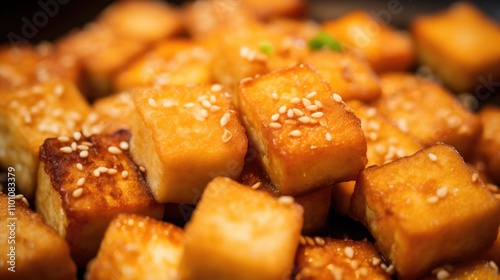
[98,167,108,173]
[107,168,117,175]
[278,196,294,204]
[73,131,82,141]
[427,196,439,204]
[366,107,377,117]
[184,102,195,108]
[76,163,83,170]
[326,132,332,141]
[385,264,395,275]
[327,264,343,280]
[14,194,23,200]
[54,84,64,96]
[489,261,498,273]
[80,150,88,158]
[139,166,146,173]
[302,98,312,107]
[350,260,360,270]
[289,130,302,137]
[299,236,306,245]
[315,100,323,108]
[240,77,253,84]
[220,113,230,127]
[251,182,261,189]
[305,236,315,246]
[93,169,100,177]
[306,91,317,99]
[23,114,32,124]
[292,108,304,117]
[311,112,324,118]
[148,98,157,107]
[272,92,278,100]
[344,246,354,258]
[314,237,325,246]
[436,269,450,280]
[200,109,208,118]
[396,119,408,133]
[119,141,129,150]
[287,109,294,118]
[269,122,282,129]
[428,153,438,162]
[72,188,83,198]
[210,105,221,112]
[437,187,448,198]
[211,84,222,92]
[271,114,280,121]
[71,142,77,151]
[81,141,93,147]
[358,267,368,277]
[60,147,73,153]
[290,97,300,104]
[122,170,129,179]
[306,105,318,111]
[333,93,343,103]
[58,136,70,142]
[298,116,310,124]
[222,129,232,143]
[279,105,287,114]
[162,100,176,108]
[77,177,85,186]
[21,197,29,207]
[108,146,122,154]
[319,119,327,127]
[472,173,479,183]
[368,132,378,141]
[372,257,381,266]
[210,95,217,104]
[201,100,212,108]
[77,145,89,151]
[198,95,208,102]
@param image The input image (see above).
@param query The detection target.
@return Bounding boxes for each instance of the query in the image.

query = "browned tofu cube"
[302,50,381,102]
[239,150,332,233]
[477,106,500,185]
[86,214,184,280]
[411,2,500,93]
[372,72,482,159]
[238,64,367,196]
[36,130,164,266]
[422,260,500,280]
[0,79,90,200]
[295,237,390,279]
[114,39,213,91]
[97,0,181,43]
[322,10,414,73]
[179,177,303,280]
[0,193,76,280]
[350,143,500,279]
[130,84,248,203]
[332,101,422,215]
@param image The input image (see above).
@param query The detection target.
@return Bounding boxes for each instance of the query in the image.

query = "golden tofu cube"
[295,237,390,280]
[373,72,482,159]
[411,2,500,92]
[86,214,184,280]
[422,260,500,280]
[0,79,90,200]
[322,10,414,73]
[242,0,305,20]
[130,84,248,203]
[0,193,76,280]
[302,50,381,102]
[114,39,213,91]
[179,177,303,280]
[239,150,332,233]
[238,64,367,195]
[332,101,422,215]
[350,143,500,279]
[477,106,500,185]
[97,0,181,43]
[36,130,164,266]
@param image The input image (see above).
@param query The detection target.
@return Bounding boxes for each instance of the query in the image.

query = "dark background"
[1,0,499,45]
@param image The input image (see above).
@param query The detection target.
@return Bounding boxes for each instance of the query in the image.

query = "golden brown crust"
[477,106,500,185]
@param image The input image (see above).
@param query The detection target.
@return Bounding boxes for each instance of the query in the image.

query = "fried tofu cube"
[481,229,500,269]
[179,177,303,280]
[130,84,248,204]
[332,101,422,215]
[350,143,500,279]
[0,193,76,280]
[36,130,164,266]
[242,0,305,20]
[411,2,500,93]
[86,214,184,280]
[114,39,213,91]
[97,0,181,43]
[295,238,390,280]
[238,64,367,195]
[477,106,500,185]
[372,72,482,159]
[322,10,414,73]
[302,50,381,102]
[423,260,500,280]
[239,150,332,233]
[0,79,90,200]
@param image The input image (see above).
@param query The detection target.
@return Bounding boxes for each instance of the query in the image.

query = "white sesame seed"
[319,119,327,127]
[306,105,318,111]
[366,107,377,117]
[437,187,448,198]
[358,267,368,277]
[220,112,230,127]
[290,97,300,104]
[333,93,343,103]
[436,269,450,280]
[162,100,176,108]
[72,188,83,198]
[427,196,439,204]
[77,145,89,151]
[108,146,122,154]
[98,167,108,173]
[119,141,129,150]
[222,129,232,143]
[302,98,312,107]
[372,257,381,266]
[58,136,70,142]
[315,100,323,108]
[311,112,324,118]
[79,150,88,158]
[326,132,332,141]
[350,260,360,270]
[197,95,208,102]
[289,130,302,137]
[251,182,261,189]
[269,122,282,129]
[271,114,280,121]
[240,77,253,84]
[71,142,77,151]
[107,168,117,175]
[327,264,343,280]
[23,114,32,124]
[272,92,278,100]
[184,102,195,108]
[306,91,317,99]
[77,177,85,187]
[278,196,294,204]
[292,108,304,117]
[93,169,100,177]
[210,105,221,112]
[73,131,82,141]
[279,105,287,114]
[344,106,354,113]
[81,141,93,147]
[305,236,315,246]
[60,147,73,153]
[54,84,64,96]
[122,170,129,179]
[287,109,294,118]
[76,163,83,170]
[211,84,222,92]
[472,173,479,183]
[314,237,325,246]
[488,261,498,273]
[201,100,211,108]
[368,132,378,141]
[396,119,408,133]
[385,264,395,275]
[298,116,310,124]
[21,197,29,207]
[14,194,23,200]
[428,153,438,162]
[148,98,157,107]
[200,109,208,118]
[344,246,354,258]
